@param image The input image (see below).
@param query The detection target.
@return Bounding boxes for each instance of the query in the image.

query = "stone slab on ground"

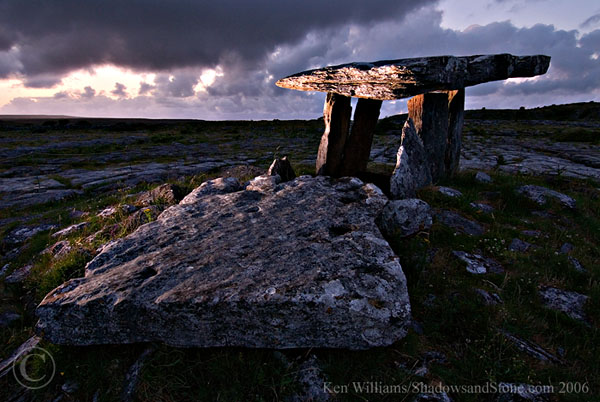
[539,287,589,323]
[452,251,504,274]
[36,175,411,349]
[517,185,576,209]
[435,210,485,236]
[377,198,432,238]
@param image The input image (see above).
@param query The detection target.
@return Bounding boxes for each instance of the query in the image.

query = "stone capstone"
[36,175,411,349]
[275,54,551,100]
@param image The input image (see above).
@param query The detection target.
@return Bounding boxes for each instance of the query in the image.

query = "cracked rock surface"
[36,175,411,349]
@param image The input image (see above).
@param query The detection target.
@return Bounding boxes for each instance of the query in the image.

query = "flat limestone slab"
[36,176,411,349]
[276,54,550,100]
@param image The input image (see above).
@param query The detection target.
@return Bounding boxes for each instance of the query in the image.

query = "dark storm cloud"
[154,73,198,98]
[53,91,69,99]
[111,82,127,97]
[3,4,599,119]
[581,13,600,28]
[138,82,155,96]
[23,74,62,88]
[0,0,434,81]
[81,86,96,99]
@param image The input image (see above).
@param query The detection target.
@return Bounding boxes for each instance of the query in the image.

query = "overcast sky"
[0,0,599,119]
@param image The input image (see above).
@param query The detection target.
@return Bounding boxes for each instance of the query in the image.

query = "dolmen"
[276,54,551,195]
[35,54,551,351]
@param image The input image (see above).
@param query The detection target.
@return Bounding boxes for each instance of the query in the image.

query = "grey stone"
[52,222,89,238]
[0,311,21,328]
[470,202,494,214]
[377,199,432,238]
[98,206,117,218]
[290,355,330,402]
[276,54,550,100]
[474,289,503,305]
[521,230,542,238]
[122,346,155,402]
[136,183,183,206]
[42,240,72,259]
[501,331,562,363]
[558,242,574,254]
[408,92,449,181]
[475,171,492,183]
[435,186,463,198]
[339,98,383,177]
[5,224,58,245]
[61,380,79,394]
[445,89,464,176]
[180,177,242,205]
[123,205,161,233]
[0,263,10,277]
[4,265,33,284]
[460,132,600,181]
[422,351,447,365]
[0,189,83,208]
[436,210,485,236]
[121,204,138,214]
[568,256,586,273]
[69,209,87,219]
[267,156,296,182]
[316,93,352,176]
[452,251,503,274]
[508,238,533,252]
[539,287,589,323]
[0,336,40,379]
[36,175,411,349]
[517,185,576,209]
[390,119,432,199]
[246,174,281,192]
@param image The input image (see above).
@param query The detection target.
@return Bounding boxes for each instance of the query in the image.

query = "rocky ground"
[0,113,599,401]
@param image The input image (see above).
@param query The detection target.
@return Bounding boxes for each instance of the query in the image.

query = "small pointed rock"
[390,119,432,199]
[267,156,296,182]
[474,171,492,183]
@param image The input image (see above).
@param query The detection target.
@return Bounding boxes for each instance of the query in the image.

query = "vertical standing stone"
[316,93,352,176]
[445,89,465,176]
[390,119,432,199]
[339,98,383,177]
[408,93,449,182]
